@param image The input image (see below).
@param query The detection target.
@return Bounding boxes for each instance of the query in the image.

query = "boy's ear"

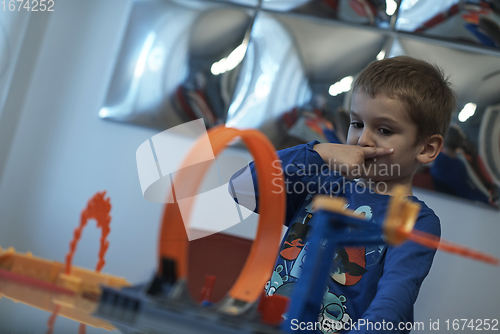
[417,134,443,164]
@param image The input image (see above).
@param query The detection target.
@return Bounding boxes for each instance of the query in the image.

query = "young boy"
[230,56,456,333]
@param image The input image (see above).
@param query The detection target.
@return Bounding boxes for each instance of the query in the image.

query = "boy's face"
[347,90,423,183]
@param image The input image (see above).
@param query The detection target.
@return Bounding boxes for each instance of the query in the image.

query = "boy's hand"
[313,143,394,179]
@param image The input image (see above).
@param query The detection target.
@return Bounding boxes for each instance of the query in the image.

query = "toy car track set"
[0,127,497,334]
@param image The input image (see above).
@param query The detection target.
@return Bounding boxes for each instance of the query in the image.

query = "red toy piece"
[200,274,216,304]
[257,291,290,326]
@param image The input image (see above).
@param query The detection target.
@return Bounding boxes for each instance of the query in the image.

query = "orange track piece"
[406,228,499,265]
[158,126,285,305]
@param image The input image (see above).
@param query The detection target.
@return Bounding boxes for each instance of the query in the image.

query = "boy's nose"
[358,129,375,147]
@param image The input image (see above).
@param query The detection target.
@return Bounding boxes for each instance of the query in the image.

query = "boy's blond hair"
[353,56,457,144]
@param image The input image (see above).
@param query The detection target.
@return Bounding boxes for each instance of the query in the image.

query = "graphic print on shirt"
[330,205,372,286]
[264,264,289,296]
[319,290,351,334]
[279,216,311,261]
[331,246,367,286]
[278,194,314,262]
[270,203,378,291]
[265,201,386,332]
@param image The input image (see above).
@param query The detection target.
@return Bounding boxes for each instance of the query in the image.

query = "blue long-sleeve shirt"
[230,141,440,333]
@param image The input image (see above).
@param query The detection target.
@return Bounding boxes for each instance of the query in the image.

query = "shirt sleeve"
[229,141,329,226]
[350,209,441,334]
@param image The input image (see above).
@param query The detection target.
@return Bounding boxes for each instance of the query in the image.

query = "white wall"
[0,1,499,333]
[0,2,260,332]
[0,1,156,332]
[413,189,500,326]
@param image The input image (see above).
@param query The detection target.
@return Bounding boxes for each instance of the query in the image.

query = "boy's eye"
[379,128,393,135]
[350,122,363,129]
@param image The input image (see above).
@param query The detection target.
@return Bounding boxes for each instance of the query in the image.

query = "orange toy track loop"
[158,126,285,308]
[65,191,112,275]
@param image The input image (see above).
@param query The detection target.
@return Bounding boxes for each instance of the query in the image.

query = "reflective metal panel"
[261,0,400,28]
[480,104,500,191]
[98,0,500,210]
[210,0,260,7]
[394,37,500,208]
[100,0,255,130]
[226,11,390,149]
[397,0,500,49]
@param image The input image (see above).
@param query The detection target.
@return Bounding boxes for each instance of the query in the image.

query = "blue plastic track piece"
[281,209,385,333]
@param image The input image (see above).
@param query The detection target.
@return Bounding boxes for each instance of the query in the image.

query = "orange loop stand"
[158,126,285,308]
[78,323,86,334]
[65,191,112,275]
[51,191,112,334]
[45,305,61,334]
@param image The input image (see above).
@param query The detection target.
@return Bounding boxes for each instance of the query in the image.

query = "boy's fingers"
[362,147,394,158]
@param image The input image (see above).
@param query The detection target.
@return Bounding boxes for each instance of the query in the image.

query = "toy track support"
[383,185,420,246]
[54,191,111,334]
[157,126,285,312]
[65,191,112,274]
